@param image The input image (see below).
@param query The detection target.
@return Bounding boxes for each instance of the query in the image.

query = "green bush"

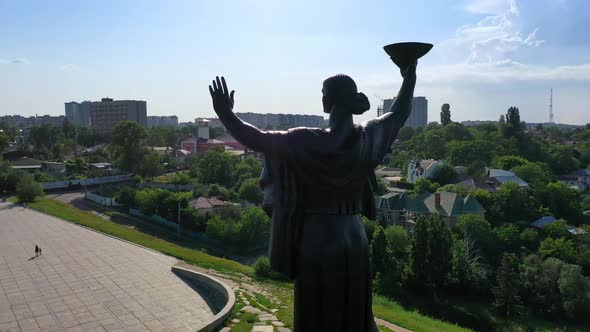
[253,256,288,281]
[206,206,270,248]
[16,174,44,203]
[116,186,137,207]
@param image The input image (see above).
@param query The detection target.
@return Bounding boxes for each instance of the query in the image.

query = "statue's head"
[322,74,370,115]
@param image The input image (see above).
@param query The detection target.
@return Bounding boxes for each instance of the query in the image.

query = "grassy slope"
[373,296,473,332]
[24,197,477,332]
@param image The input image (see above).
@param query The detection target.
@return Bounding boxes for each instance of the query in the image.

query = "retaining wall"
[85,192,123,207]
[171,264,235,332]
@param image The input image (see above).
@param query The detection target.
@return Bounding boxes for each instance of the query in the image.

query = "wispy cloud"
[364,0,588,90]
[0,58,31,65]
[60,64,79,71]
[443,0,543,63]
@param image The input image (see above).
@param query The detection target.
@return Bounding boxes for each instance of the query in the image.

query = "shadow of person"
[27,256,37,261]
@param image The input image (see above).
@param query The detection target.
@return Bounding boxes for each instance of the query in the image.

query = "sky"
[1,0,589,125]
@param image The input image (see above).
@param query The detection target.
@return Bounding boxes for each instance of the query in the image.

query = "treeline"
[393,108,590,178]
[365,212,590,329]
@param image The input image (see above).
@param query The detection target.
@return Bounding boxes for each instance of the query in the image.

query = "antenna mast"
[549,88,554,123]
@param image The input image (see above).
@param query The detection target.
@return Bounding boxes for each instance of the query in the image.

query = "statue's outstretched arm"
[362,62,417,146]
[209,76,283,153]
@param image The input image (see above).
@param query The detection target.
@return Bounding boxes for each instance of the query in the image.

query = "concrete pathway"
[0,202,216,331]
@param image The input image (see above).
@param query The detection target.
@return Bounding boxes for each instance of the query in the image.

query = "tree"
[116,186,137,207]
[136,151,164,179]
[542,219,569,239]
[502,106,522,138]
[430,164,458,186]
[0,131,9,154]
[547,145,580,175]
[493,225,521,253]
[370,226,390,275]
[520,228,540,250]
[492,253,523,317]
[454,214,501,265]
[512,162,553,185]
[361,216,379,244]
[440,103,452,126]
[520,255,564,315]
[445,140,494,166]
[234,156,263,190]
[539,237,576,263]
[412,178,439,196]
[110,121,148,173]
[397,126,415,141]
[197,148,239,186]
[384,225,410,258]
[489,182,538,224]
[443,122,472,141]
[558,263,590,320]
[237,206,271,246]
[491,155,529,170]
[448,236,476,289]
[466,160,487,179]
[408,215,452,291]
[16,174,44,203]
[534,183,582,223]
[238,178,263,204]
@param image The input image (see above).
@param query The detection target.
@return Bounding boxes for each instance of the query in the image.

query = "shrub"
[16,174,44,203]
[116,186,137,207]
[238,178,263,204]
[253,256,288,281]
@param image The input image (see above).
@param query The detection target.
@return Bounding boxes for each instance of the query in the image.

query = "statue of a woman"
[209,58,417,332]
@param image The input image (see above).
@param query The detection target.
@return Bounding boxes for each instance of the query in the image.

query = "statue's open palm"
[209,76,235,119]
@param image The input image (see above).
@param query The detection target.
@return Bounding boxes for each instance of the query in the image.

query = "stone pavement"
[0,203,216,331]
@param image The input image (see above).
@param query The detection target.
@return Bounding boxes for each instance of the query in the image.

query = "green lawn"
[21,197,478,332]
[373,295,473,332]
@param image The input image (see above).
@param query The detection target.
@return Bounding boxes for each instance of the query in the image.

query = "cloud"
[442,0,543,64]
[0,58,31,65]
[464,0,515,14]
[60,64,79,71]
[364,0,589,89]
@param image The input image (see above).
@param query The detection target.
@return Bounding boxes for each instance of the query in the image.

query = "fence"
[85,192,123,207]
[128,208,228,247]
[140,182,196,192]
[40,174,133,190]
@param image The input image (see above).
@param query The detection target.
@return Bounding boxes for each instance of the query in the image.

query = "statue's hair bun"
[352,92,370,115]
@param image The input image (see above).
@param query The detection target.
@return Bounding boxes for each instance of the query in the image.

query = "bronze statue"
[209,42,431,332]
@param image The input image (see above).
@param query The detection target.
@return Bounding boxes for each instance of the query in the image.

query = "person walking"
[34,245,39,257]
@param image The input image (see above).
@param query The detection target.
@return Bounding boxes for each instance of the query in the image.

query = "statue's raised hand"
[209,76,235,119]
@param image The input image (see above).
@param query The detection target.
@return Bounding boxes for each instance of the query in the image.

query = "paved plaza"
[0,202,216,331]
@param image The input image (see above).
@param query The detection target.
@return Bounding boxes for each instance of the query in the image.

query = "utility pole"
[177,201,181,241]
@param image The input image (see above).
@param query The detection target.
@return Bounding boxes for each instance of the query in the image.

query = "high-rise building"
[65,101,92,126]
[377,97,428,128]
[90,98,147,134]
[147,116,178,128]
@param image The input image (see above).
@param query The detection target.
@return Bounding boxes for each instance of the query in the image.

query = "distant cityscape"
[1,95,585,133]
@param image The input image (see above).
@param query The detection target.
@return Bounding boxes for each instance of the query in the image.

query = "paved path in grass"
[375,317,413,332]
[0,202,216,331]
